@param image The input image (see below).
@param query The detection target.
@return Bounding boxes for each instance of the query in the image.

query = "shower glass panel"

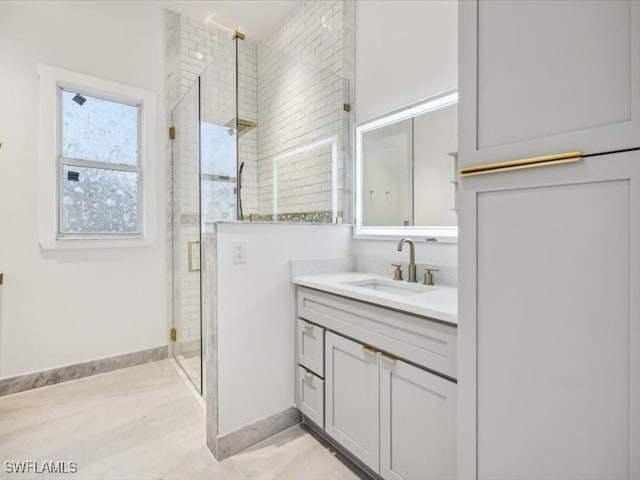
[244,42,350,223]
[171,34,349,394]
[171,80,202,392]
[171,39,237,393]
[200,41,238,223]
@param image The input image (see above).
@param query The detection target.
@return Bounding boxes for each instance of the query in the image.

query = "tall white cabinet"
[458,1,640,479]
[459,0,640,169]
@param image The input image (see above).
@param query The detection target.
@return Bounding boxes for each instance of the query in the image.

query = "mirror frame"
[354,89,458,241]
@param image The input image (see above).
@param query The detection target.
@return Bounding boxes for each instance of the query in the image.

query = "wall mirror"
[354,89,458,240]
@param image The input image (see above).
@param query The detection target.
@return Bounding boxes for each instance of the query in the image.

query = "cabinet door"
[457,151,640,479]
[380,356,456,480]
[325,331,380,472]
[459,0,640,169]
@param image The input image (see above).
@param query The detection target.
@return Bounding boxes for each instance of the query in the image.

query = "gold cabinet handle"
[303,369,314,378]
[303,321,314,329]
[188,241,200,272]
[381,353,397,364]
[362,346,377,356]
[0,272,3,285]
[459,151,582,177]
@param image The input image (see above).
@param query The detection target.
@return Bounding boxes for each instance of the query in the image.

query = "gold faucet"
[397,238,417,283]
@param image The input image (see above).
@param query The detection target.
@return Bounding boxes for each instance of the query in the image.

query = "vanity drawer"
[298,366,324,428]
[297,319,325,377]
[297,287,457,379]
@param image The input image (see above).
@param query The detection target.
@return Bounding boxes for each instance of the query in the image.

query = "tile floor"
[0,360,365,480]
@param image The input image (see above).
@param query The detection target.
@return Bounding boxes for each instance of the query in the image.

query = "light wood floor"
[0,359,364,480]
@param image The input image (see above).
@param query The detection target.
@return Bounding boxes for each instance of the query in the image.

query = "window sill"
[40,236,155,250]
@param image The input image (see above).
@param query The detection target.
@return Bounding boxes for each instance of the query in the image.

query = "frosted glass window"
[61,91,138,166]
[201,180,236,222]
[58,88,142,236]
[61,166,139,234]
[201,121,236,177]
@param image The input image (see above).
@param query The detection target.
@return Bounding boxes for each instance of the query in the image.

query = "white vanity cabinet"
[295,286,458,480]
[458,0,640,169]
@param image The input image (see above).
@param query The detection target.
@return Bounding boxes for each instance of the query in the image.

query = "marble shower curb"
[0,345,168,397]
[213,407,302,460]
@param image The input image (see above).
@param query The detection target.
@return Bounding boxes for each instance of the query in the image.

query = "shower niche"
[170,35,351,392]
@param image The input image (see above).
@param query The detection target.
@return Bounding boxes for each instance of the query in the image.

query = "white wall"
[414,104,458,226]
[0,1,168,377]
[216,223,353,434]
[355,0,458,123]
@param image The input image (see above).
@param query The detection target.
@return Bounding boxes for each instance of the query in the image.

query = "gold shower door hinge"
[169,126,176,140]
[343,103,351,112]
[170,328,177,342]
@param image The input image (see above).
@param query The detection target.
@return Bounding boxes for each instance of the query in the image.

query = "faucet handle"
[423,267,439,286]
[391,264,403,281]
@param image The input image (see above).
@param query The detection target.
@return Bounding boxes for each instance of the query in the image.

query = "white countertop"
[293,272,458,325]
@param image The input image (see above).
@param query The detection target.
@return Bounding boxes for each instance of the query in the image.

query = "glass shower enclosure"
[171,35,350,392]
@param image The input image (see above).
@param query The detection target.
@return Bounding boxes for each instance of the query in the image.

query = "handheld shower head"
[238,162,245,221]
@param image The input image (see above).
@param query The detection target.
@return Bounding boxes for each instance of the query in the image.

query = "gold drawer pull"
[381,353,396,364]
[303,321,314,329]
[459,151,582,177]
[362,346,377,356]
[0,272,3,285]
[303,369,314,378]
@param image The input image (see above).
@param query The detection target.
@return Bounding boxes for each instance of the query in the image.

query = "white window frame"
[37,64,157,249]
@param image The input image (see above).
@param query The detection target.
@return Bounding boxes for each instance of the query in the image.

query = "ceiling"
[160,1,301,40]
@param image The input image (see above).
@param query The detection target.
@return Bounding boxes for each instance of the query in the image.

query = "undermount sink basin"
[343,277,438,296]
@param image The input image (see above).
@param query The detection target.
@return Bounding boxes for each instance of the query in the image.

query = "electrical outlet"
[232,241,247,264]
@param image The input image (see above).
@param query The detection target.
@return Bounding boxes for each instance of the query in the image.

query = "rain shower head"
[223,118,257,136]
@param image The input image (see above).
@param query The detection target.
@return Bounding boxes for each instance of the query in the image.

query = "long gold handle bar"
[459,151,583,177]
